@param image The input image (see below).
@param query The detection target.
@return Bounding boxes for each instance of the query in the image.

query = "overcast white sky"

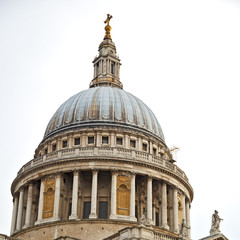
[0,0,240,239]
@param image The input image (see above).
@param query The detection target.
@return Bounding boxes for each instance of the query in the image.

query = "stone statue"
[179,218,189,238]
[139,213,147,226]
[210,210,223,234]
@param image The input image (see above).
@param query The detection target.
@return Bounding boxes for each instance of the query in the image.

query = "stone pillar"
[89,170,98,219]
[130,173,137,221]
[186,199,191,238]
[23,183,33,228]
[53,174,61,220]
[69,171,79,219]
[10,195,19,235]
[173,187,178,233]
[182,194,186,221]
[110,132,115,147]
[16,188,24,231]
[125,134,129,148]
[147,177,152,222]
[110,171,117,219]
[36,179,44,224]
[161,182,169,230]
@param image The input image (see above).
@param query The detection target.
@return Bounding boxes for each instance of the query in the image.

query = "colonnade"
[10,170,191,238]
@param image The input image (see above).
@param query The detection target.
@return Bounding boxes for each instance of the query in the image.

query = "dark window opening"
[52,144,56,152]
[88,136,94,144]
[135,205,138,219]
[74,137,80,145]
[155,212,159,226]
[130,140,136,148]
[111,63,115,74]
[142,143,147,151]
[153,148,157,155]
[116,137,123,145]
[44,148,48,154]
[102,136,109,144]
[68,202,72,217]
[83,202,91,219]
[99,201,108,219]
[62,140,67,148]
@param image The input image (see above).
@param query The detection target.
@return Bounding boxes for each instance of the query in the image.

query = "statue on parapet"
[210,210,223,235]
[139,213,152,227]
[179,218,189,239]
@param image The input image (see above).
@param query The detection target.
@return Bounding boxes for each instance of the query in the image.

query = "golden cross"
[104,14,112,26]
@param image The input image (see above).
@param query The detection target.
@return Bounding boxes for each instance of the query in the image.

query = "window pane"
[62,140,67,148]
[155,212,159,226]
[99,201,108,219]
[74,137,80,145]
[116,137,123,145]
[52,144,56,151]
[130,140,136,148]
[83,202,91,219]
[88,136,94,144]
[102,136,109,144]
[142,143,147,151]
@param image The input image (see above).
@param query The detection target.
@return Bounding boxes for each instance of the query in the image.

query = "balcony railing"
[17,147,188,181]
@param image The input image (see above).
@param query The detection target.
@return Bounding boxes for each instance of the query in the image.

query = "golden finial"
[104,14,113,40]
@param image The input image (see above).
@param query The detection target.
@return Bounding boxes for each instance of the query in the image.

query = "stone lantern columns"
[130,173,136,221]
[161,182,169,230]
[147,176,152,222]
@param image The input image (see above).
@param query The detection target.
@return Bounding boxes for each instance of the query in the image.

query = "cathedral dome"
[44,86,165,141]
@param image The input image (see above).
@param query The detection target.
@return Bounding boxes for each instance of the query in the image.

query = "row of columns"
[10,170,191,237]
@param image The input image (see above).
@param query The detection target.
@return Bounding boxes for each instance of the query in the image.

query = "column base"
[129,216,137,222]
[162,224,170,230]
[89,213,97,219]
[69,214,78,220]
[109,214,117,220]
[22,224,30,229]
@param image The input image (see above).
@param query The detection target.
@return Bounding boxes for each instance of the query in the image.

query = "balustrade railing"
[17,147,188,181]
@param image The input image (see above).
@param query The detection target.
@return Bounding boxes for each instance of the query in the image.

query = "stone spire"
[89,14,122,89]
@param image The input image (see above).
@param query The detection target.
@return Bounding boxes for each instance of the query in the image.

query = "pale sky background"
[0,0,240,239]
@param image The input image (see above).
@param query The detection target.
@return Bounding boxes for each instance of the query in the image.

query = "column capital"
[91,168,99,174]
[72,169,79,175]
[111,168,118,174]
[130,171,136,177]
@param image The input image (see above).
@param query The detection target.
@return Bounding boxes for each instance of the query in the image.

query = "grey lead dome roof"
[44,87,165,141]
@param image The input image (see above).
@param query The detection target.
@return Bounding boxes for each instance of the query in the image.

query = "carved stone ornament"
[210,210,223,235]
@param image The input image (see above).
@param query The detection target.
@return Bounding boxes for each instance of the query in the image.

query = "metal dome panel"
[44,87,165,141]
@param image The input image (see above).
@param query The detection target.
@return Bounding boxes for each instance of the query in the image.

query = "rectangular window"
[52,144,56,152]
[99,201,108,219]
[153,148,157,156]
[83,202,91,219]
[111,63,115,74]
[142,143,147,151]
[74,137,80,145]
[116,137,123,145]
[62,140,67,148]
[155,212,159,226]
[102,136,109,144]
[88,136,94,144]
[44,148,48,154]
[130,140,136,148]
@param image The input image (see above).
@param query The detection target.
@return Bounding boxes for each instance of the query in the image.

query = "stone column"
[53,174,61,220]
[10,195,19,235]
[89,170,98,219]
[36,179,44,224]
[110,171,117,219]
[16,188,24,231]
[186,199,191,238]
[23,183,33,228]
[69,171,79,219]
[173,187,178,233]
[147,177,152,222]
[110,132,115,147]
[182,194,186,221]
[161,182,169,230]
[125,134,129,148]
[130,173,137,221]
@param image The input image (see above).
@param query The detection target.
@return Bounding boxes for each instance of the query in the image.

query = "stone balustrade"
[17,147,188,181]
